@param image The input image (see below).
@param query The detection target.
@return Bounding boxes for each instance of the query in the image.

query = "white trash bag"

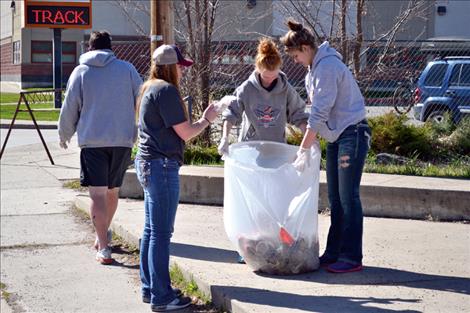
[223,141,321,275]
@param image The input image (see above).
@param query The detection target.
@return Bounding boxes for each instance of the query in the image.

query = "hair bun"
[286,20,303,32]
[258,38,278,57]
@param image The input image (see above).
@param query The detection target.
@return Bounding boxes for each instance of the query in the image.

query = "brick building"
[2,0,469,89]
[0,0,149,88]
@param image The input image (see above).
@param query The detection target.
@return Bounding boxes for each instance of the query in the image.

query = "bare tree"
[352,0,365,76]
[373,0,431,70]
[329,0,337,38]
[340,0,348,60]
[175,0,220,146]
[111,0,221,146]
[276,0,433,77]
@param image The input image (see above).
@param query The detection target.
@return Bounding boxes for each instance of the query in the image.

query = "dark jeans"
[324,120,371,264]
[135,157,180,306]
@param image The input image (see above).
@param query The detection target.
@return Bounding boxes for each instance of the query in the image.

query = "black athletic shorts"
[80,147,132,188]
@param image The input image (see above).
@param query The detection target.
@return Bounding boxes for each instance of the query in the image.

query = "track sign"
[25,0,92,29]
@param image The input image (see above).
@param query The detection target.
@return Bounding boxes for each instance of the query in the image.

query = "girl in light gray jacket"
[281,20,372,274]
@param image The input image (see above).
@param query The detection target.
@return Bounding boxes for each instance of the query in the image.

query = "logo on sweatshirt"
[254,104,280,128]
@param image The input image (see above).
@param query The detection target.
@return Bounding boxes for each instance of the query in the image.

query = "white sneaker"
[94,229,113,250]
[96,247,113,265]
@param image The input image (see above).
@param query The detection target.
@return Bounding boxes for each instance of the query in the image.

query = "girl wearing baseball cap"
[135,45,217,312]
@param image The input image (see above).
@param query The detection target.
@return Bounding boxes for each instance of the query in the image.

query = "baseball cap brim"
[178,58,194,67]
[173,45,194,67]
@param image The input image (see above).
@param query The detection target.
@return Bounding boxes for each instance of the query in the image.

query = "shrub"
[286,125,327,157]
[184,145,222,165]
[444,117,470,155]
[426,111,455,137]
[131,144,222,166]
[286,125,303,146]
[368,112,434,159]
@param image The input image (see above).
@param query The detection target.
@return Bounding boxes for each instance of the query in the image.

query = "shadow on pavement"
[259,266,470,296]
[212,286,421,313]
[171,242,239,263]
[171,243,470,296]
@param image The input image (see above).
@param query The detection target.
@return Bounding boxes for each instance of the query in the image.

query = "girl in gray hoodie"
[219,37,309,264]
[281,20,372,274]
[219,38,308,156]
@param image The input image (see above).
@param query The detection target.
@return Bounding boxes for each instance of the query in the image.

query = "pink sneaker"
[327,261,362,273]
[96,247,113,265]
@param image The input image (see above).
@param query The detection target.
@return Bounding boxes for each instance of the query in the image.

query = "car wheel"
[426,110,448,123]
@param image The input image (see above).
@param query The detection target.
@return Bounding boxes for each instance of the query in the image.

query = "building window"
[31,41,76,64]
[13,41,21,64]
[62,42,76,63]
[243,55,255,64]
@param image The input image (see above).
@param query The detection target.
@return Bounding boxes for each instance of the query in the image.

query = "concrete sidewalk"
[74,196,470,313]
[26,141,470,312]
[0,82,21,93]
[1,119,58,129]
[3,140,469,312]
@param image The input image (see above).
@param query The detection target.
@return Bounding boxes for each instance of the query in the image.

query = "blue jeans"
[324,120,371,264]
[135,157,180,306]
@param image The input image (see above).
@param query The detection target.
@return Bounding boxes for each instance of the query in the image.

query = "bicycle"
[392,76,417,115]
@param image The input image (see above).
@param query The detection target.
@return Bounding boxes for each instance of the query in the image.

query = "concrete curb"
[0,120,57,130]
[120,168,470,221]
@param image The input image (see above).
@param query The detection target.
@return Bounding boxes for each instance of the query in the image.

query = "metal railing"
[0,89,63,164]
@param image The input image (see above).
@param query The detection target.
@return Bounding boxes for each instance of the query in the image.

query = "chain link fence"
[111,38,469,123]
[109,37,470,150]
[107,37,470,170]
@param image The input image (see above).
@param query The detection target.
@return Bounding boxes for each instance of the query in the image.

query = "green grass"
[1,89,56,104]
[170,264,212,305]
[63,180,88,192]
[0,103,59,121]
[0,93,20,104]
[0,282,10,302]
[1,90,59,121]
[364,158,470,178]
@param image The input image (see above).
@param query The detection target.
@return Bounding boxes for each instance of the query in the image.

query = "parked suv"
[414,56,470,123]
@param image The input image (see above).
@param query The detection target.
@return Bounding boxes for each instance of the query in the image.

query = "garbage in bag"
[223,141,321,275]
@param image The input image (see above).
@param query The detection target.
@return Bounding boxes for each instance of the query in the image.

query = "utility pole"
[150,0,174,54]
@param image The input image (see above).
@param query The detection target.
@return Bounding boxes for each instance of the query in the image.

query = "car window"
[449,64,470,87]
[449,64,461,86]
[460,64,470,87]
[424,63,448,87]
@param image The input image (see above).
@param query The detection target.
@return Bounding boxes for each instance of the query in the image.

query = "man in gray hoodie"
[58,31,142,264]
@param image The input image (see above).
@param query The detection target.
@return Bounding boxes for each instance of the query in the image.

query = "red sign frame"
[25,0,92,29]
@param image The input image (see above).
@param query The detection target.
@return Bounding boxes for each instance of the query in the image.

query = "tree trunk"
[340,0,348,61]
[353,0,365,77]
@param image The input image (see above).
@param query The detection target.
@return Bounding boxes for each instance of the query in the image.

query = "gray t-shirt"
[137,82,187,164]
